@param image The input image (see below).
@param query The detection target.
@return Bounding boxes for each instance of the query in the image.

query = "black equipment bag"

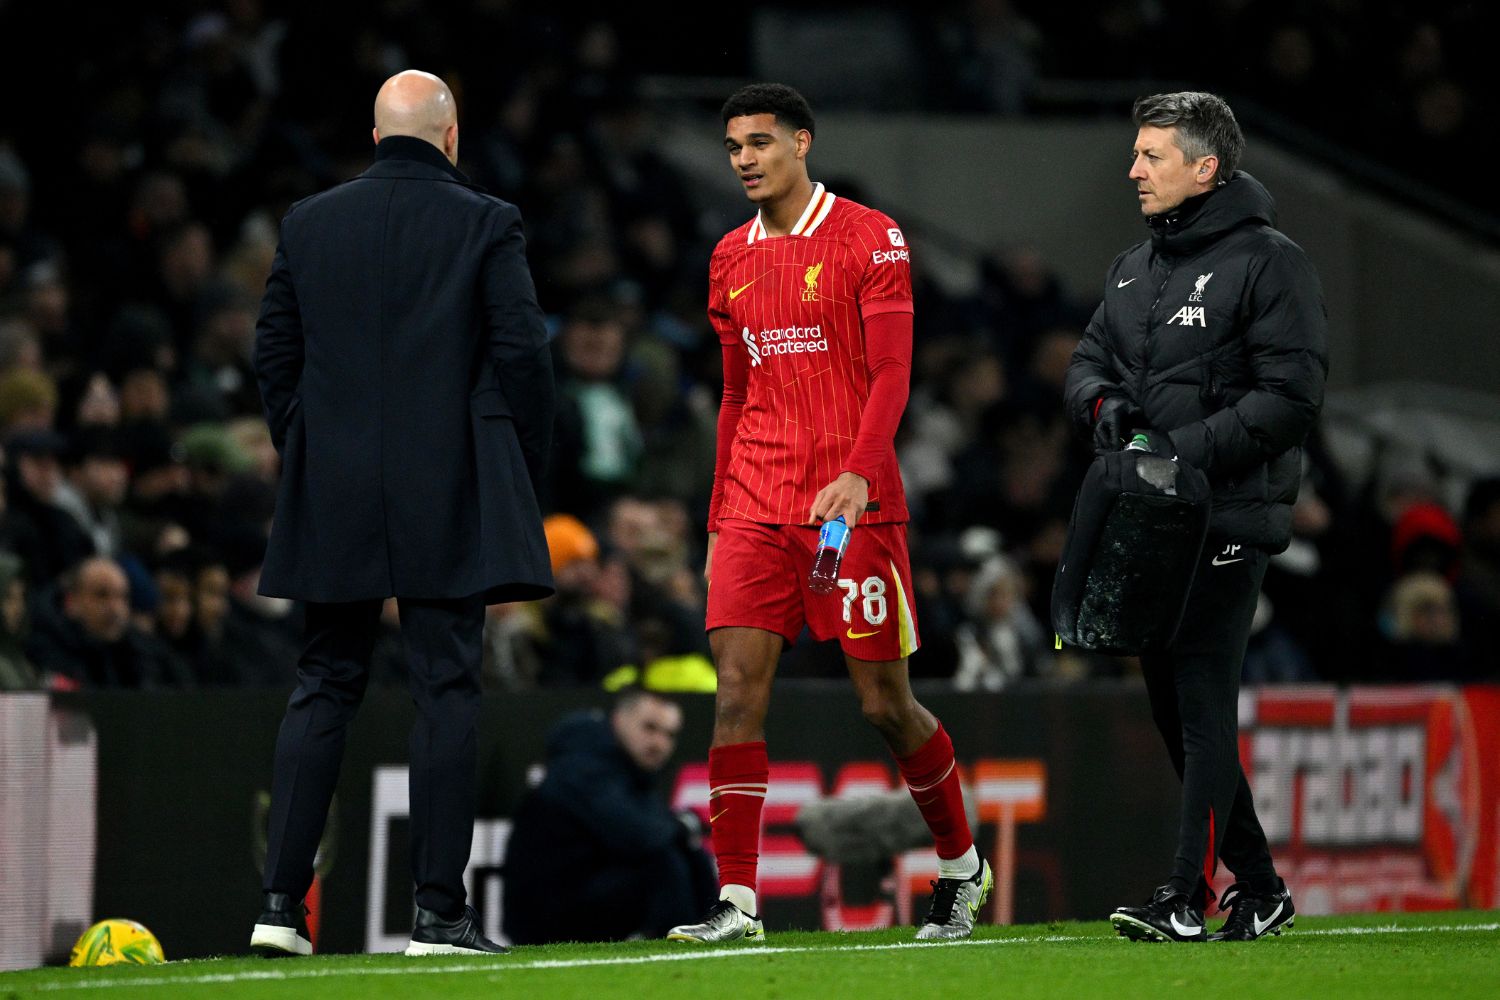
[1051,449,1212,654]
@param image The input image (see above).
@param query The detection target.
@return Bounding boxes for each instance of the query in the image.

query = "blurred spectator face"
[120,368,171,421]
[1030,328,1081,390]
[611,693,682,773]
[25,268,69,337]
[65,559,131,644]
[76,373,122,427]
[608,498,660,559]
[609,498,688,585]
[155,570,194,641]
[16,450,62,501]
[1390,572,1459,644]
[556,553,601,594]
[129,173,190,240]
[999,248,1053,299]
[76,454,130,509]
[1130,126,1210,215]
[159,224,214,299]
[0,319,42,372]
[562,315,627,381]
[0,368,58,432]
[195,564,231,637]
[958,355,1006,410]
[626,216,676,270]
[198,302,256,363]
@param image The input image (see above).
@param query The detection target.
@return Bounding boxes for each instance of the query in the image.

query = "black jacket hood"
[1147,171,1277,257]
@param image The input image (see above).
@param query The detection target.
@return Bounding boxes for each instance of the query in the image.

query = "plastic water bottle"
[809,516,850,594]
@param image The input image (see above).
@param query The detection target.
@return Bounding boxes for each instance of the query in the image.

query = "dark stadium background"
[1,0,1498,967]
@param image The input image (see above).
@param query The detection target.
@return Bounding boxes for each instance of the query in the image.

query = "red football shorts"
[706,519,920,662]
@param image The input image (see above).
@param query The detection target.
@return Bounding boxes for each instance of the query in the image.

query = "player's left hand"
[809,471,869,528]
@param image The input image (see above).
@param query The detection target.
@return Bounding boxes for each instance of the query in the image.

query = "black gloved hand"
[1092,395,1144,452]
[1123,429,1177,460]
[675,808,708,849]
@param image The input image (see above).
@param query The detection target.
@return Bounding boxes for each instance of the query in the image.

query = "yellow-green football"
[68,919,165,967]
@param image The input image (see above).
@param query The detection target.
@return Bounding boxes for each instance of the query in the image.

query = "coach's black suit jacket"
[254,135,554,604]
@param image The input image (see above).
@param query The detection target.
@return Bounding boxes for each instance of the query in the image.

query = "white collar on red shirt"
[746,182,837,244]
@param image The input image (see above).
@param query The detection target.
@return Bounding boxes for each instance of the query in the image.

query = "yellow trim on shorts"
[889,559,918,659]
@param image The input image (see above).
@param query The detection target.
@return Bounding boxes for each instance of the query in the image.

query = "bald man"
[251,70,554,957]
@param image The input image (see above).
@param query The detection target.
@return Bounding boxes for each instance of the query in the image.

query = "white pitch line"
[21,922,1500,992]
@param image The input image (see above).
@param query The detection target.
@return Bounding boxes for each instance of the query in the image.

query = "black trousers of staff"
[1141,543,1278,903]
[262,593,486,917]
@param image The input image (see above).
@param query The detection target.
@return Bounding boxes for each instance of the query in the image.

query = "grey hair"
[1132,91,1245,183]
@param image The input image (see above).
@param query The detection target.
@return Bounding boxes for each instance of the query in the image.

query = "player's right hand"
[704,532,718,585]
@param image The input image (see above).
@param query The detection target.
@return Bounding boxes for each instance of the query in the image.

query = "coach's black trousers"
[1140,542,1278,904]
[263,593,486,917]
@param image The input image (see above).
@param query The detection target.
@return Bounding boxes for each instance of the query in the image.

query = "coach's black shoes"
[405,905,509,956]
[1209,878,1295,941]
[1110,885,1206,942]
[250,892,313,956]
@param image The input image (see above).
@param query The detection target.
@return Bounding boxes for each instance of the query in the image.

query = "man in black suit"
[249,70,554,958]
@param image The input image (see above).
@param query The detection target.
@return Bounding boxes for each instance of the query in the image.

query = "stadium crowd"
[0,2,1496,693]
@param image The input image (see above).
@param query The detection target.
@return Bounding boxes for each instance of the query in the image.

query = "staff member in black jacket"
[1066,92,1326,943]
[250,70,554,957]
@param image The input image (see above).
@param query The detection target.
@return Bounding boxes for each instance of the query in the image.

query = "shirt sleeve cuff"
[860,298,914,319]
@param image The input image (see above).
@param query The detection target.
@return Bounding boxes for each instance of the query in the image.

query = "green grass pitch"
[4,912,1497,999]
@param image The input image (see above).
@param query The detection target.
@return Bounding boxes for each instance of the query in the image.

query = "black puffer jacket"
[1065,172,1328,552]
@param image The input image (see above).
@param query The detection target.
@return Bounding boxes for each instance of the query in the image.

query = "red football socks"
[707,740,769,892]
[895,723,974,860]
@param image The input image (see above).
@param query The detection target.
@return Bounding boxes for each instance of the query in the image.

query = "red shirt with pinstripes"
[707,184,913,528]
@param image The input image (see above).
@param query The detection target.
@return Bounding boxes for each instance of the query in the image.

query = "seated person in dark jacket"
[503,688,714,943]
[24,555,188,689]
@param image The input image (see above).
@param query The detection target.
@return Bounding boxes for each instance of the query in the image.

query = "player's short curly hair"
[1132,91,1244,183]
[721,83,815,138]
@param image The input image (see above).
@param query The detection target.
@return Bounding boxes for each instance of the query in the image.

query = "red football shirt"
[707,184,914,528]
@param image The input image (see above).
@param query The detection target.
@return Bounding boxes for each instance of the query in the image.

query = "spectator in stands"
[24,556,187,689]
[1390,500,1461,582]
[151,549,204,671]
[0,551,38,689]
[0,319,43,374]
[181,288,261,419]
[0,368,57,436]
[1374,571,1467,682]
[606,497,707,662]
[0,146,58,274]
[953,554,1047,690]
[57,428,129,557]
[213,529,300,687]
[1,429,95,584]
[503,688,714,943]
[512,514,633,688]
[549,298,643,519]
[70,372,123,430]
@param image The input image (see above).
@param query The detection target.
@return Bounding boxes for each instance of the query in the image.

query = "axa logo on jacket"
[1168,305,1206,327]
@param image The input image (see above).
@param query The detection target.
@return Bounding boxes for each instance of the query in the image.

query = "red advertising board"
[1235,686,1499,912]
